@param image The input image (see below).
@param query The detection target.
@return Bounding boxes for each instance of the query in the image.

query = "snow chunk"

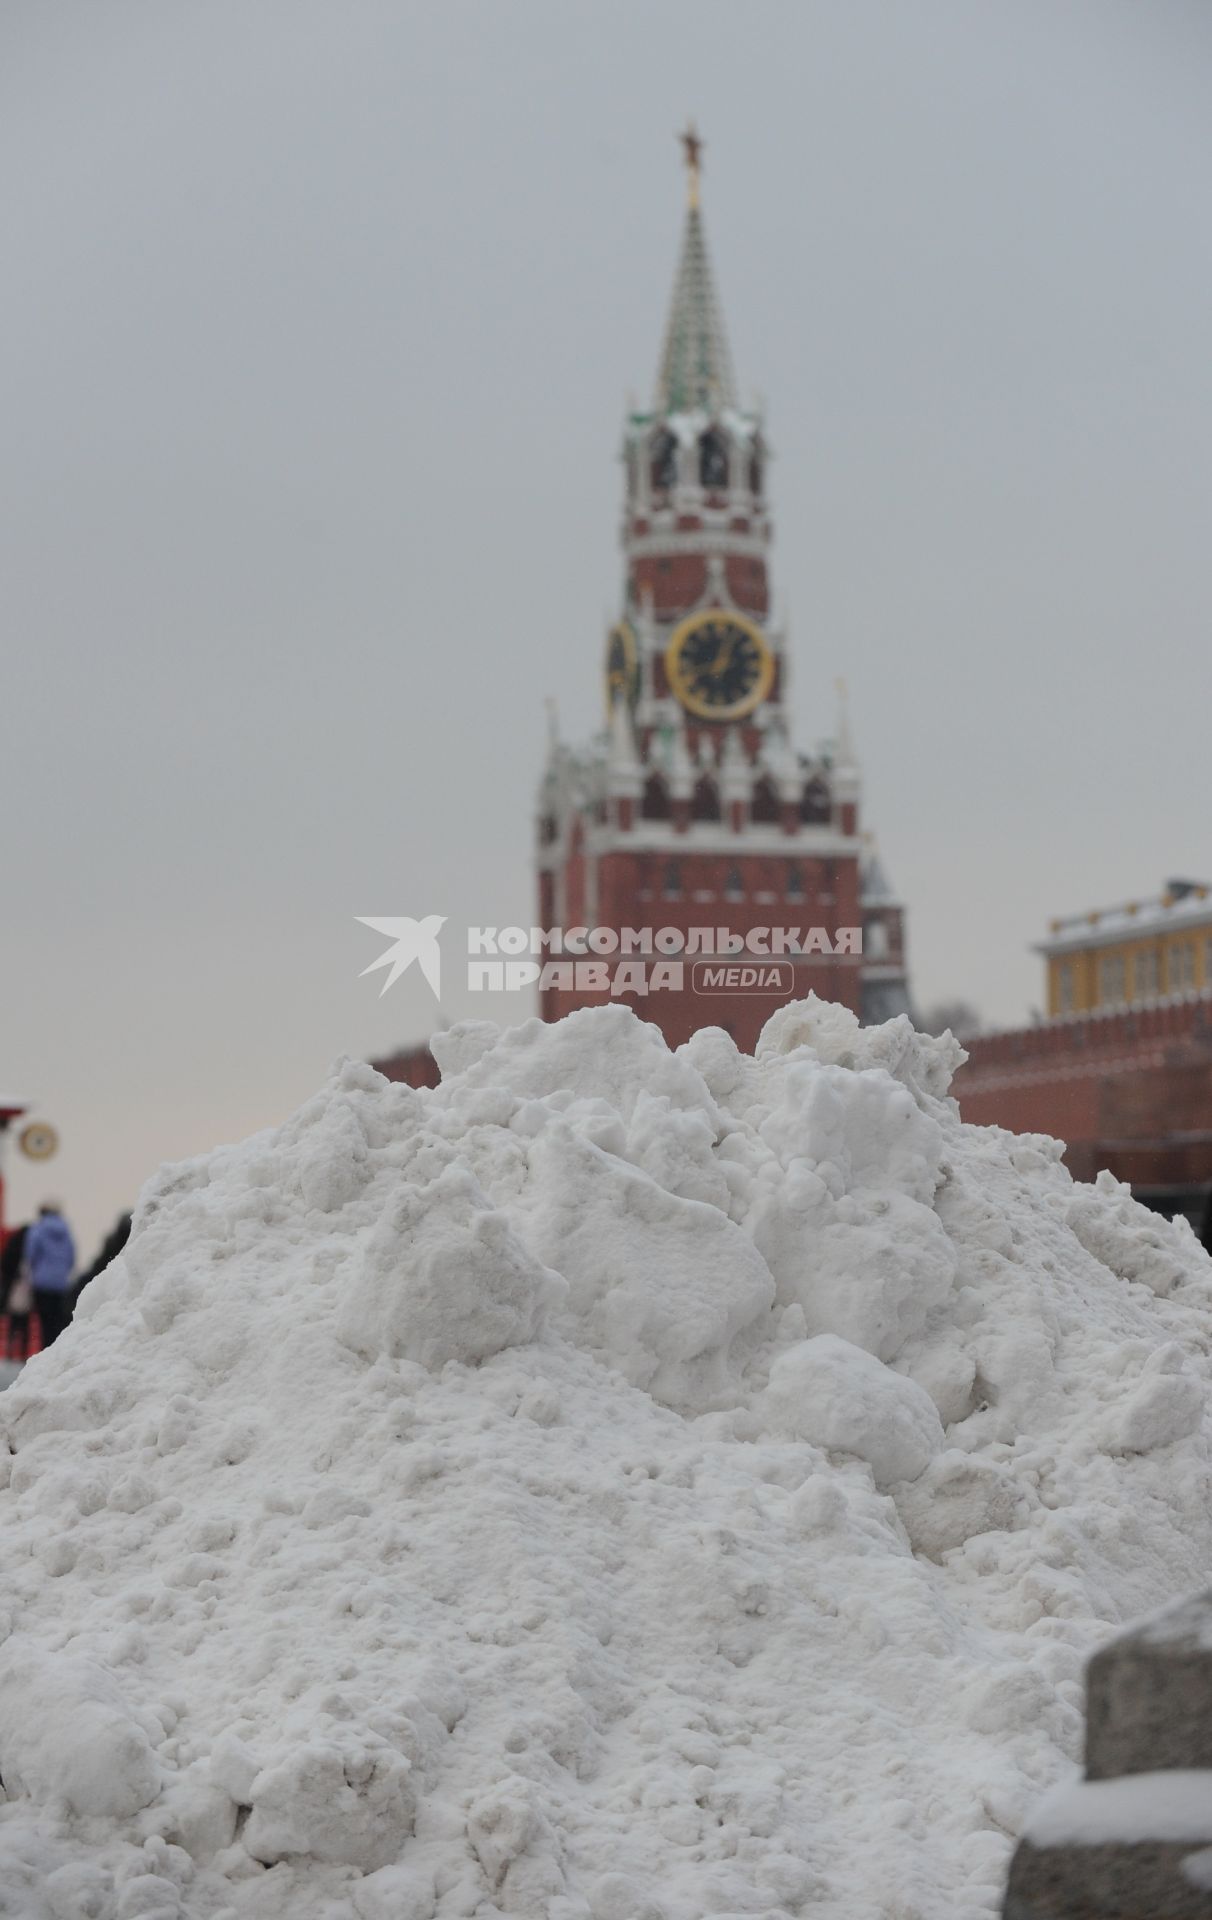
[1068,1171,1191,1296]
[243,1734,416,1871]
[1105,1344,1206,1453]
[0,1647,162,1816]
[757,995,964,1101]
[748,1059,957,1362]
[894,1450,1026,1558]
[337,1165,563,1371]
[521,1126,773,1412]
[762,1334,945,1487]
[1026,1769,1212,1847]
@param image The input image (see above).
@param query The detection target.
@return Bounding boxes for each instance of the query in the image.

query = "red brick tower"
[536,132,910,1049]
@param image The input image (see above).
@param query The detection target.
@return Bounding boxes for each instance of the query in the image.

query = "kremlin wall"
[955,882,1212,1233]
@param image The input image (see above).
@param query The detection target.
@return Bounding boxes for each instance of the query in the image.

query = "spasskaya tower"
[536,129,910,1049]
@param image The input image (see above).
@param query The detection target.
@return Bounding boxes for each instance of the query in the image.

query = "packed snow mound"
[3,999,1212,1920]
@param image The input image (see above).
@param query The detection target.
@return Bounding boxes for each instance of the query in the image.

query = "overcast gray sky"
[3,0,1211,1255]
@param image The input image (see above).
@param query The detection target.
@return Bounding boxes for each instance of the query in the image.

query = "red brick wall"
[629,556,768,620]
[540,845,862,1053]
[371,1044,439,1089]
[630,555,707,618]
[954,995,1212,1193]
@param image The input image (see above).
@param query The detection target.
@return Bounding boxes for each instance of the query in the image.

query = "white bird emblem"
[355,915,446,999]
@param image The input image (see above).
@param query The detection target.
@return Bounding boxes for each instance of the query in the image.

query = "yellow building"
[1040,878,1212,1017]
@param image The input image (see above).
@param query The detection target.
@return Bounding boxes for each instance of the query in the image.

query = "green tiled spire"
[655,127,737,415]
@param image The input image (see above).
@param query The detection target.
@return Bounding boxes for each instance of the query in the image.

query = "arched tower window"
[786,863,804,900]
[699,426,729,490]
[641,772,671,821]
[650,428,677,493]
[691,774,721,822]
[751,775,780,824]
[800,777,831,825]
[663,860,682,898]
[724,866,744,902]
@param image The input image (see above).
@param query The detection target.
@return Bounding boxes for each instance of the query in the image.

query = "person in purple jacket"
[24,1203,76,1349]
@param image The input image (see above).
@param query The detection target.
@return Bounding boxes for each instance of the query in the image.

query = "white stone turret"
[719,725,750,807]
[831,677,861,808]
[668,719,697,802]
[762,709,800,805]
[606,690,642,799]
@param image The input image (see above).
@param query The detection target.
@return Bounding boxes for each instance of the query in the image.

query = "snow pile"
[2,998,1212,1920]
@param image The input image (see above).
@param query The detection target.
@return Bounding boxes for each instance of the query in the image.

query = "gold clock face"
[605,620,639,711]
[664,610,774,721]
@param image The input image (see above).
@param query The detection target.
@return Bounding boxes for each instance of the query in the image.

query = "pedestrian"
[24,1203,76,1349]
[0,1223,32,1361]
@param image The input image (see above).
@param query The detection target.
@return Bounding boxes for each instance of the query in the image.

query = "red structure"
[954,994,1212,1227]
[0,1097,28,1247]
[370,1045,439,1091]
[376,133,912,1086]
[534,133,909,1053]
